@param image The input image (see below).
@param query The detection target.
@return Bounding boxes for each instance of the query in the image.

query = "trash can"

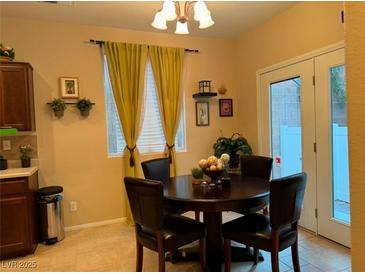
[37,186,65,245]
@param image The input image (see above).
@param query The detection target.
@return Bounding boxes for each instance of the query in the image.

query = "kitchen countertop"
[0,166,39,180]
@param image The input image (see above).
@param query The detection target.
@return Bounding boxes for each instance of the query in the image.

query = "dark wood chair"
[141,158,200,221]
[239,155,273,215]
[124,177,207,272]
[223,172,307,272]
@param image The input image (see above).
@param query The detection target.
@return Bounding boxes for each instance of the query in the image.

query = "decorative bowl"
[203,169,224,181]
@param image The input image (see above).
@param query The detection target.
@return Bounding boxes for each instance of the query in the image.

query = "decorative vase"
[80,109,90,117]
[21,158,31,168]
[54,109,64,118]
[0,56,13,62]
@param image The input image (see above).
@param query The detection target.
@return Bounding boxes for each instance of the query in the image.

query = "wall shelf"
[192,92,218,99]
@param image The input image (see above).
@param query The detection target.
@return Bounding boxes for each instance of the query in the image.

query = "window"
[104,58,186,156]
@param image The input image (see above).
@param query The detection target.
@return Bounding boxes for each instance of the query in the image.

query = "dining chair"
[141,158,200,221]
[124,177,207,272]
[239,155,273,215]
[222,172,307,272]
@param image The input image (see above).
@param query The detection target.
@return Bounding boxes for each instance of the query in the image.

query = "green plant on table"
[191,167,204,179]
[213,133,253,168]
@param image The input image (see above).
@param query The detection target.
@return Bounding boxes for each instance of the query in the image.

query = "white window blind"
[104,57,186,156]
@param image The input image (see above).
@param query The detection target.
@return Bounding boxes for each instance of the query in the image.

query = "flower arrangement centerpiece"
[19,144,32,168]
[0,44,15,61]
[196,153,230,182]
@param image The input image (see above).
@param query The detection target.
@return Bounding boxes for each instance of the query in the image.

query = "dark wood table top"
[164,174,270,212]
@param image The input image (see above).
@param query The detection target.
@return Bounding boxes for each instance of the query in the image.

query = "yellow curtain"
[149,46,185,177]
[104,41,148,224]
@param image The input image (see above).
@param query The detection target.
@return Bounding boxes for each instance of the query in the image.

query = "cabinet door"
[0,63,35,131]
[0,194,29,259]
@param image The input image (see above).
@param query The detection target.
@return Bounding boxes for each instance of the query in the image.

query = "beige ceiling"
[0,1,297,38]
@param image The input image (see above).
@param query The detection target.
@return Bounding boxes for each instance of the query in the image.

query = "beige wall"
[235,1,344,152]
[1,17,239,227]
[345,2,365,271]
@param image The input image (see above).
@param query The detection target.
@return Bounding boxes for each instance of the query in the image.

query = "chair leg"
[271,229,280,272]
[224,239,232,272]
[254,248,259,265]
[199,238,206,271]
[170,249,179,264]
[291,240,301,272]
[156,231,165,272]
[195,211,200,221]
[136,241,143,272]
[271,251,279,272]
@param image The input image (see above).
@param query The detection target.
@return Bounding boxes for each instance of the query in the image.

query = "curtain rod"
[89,39,199,53]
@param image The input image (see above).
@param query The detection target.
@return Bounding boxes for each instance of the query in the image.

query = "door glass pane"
[331,65,350,224]
[270,77,302,179]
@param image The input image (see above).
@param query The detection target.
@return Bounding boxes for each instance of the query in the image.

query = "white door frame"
[256,41,344,155]
[256,41,344,233]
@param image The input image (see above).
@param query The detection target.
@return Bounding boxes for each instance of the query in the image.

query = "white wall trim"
[64,217,127,232]
[256,41,345,154]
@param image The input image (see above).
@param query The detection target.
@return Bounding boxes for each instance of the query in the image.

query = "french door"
[316,49,350,247]
[258,48,350,247]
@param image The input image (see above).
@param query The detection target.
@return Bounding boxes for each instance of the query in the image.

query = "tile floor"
[1,212,351,272]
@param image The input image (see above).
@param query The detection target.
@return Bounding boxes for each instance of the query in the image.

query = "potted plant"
[19,145,32,168]
[213,133,253,168]
[76,98,94,117]
[49,98,67,118]
[0,44,15,61]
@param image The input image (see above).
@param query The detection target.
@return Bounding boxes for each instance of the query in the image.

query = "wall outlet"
[2,140,11,151]
[70,201,77,212]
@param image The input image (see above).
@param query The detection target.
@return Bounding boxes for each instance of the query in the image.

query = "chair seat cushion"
[222,213,297,251]
[138,214,206,252]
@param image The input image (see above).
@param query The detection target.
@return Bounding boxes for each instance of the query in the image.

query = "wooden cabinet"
[0,62,35,131]
[0,172,39,259]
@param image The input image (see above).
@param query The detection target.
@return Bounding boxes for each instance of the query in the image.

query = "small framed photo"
[60,77,79,99]
[196,101,210,126]
[219,98,233,117]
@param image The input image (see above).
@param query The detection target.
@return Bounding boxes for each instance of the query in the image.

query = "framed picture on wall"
[60,77,79,99]
[196,101,210,126]
[219,98,233,117]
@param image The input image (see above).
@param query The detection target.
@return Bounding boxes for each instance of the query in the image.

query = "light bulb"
[175,21,189,35]
[152,12,167,30]
[199,14,215,29]
[160,1,176,21]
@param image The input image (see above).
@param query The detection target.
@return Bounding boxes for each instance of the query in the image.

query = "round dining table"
[164,174,270,271]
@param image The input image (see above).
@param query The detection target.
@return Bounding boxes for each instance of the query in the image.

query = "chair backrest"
[269,172,307,229]
[141,158,170,184]
[124,177,164,231]
[240,155,273,180]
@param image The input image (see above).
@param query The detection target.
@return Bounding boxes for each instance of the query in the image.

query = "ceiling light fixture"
[152,1,214,35]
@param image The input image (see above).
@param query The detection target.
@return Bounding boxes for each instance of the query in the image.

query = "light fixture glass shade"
[152,12,167,30]
[194,1,209,21]
[160,1,176,21]
[199,15,215,29]
[175,21,189,34]
[194,9,211,22]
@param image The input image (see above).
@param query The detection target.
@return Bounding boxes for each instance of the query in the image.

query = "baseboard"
[64,217,127,232]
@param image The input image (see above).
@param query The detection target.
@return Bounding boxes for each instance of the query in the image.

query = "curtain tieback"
[126,145,137,167]
[166,143,175,163]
